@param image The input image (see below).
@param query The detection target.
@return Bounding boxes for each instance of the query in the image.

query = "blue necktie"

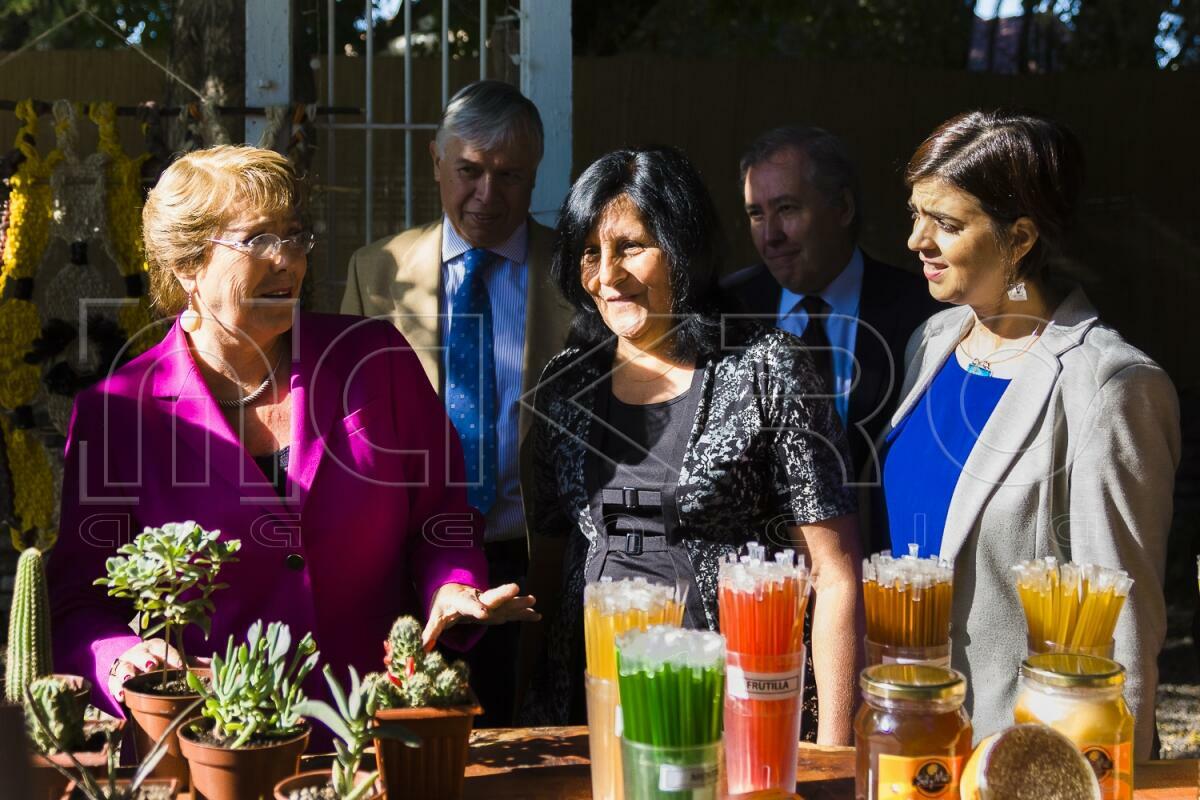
[445,248,498,514]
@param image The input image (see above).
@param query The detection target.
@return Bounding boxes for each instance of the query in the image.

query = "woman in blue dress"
[879,110,1179,759]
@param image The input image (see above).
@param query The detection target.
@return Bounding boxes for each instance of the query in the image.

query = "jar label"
[877,754,964,799]
[1080,741,1133,800]
[726,665,802,700]
[657,761,719,794]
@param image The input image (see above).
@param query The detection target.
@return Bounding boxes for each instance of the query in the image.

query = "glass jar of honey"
[854,664,972,800]
[1014,653,1134,800]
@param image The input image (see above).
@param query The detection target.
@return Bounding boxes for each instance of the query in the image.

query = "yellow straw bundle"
[862,546,954,648]
[1012,557,1133,651]
[583,577,686,680]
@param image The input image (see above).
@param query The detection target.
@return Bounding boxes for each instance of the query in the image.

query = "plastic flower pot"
[273,769,382,800]
[178,720,310,800]
[373,692,481,800]
[60,778,179,800]
[122,668,210,790]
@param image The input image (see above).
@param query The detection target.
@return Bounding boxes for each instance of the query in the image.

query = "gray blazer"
[882,286,1180,760]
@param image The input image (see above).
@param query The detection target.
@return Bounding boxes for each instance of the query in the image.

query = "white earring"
[180,291,202,333]
[1007,282,1028,302]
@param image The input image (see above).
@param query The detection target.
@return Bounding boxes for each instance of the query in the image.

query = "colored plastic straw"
[719,545,810,654]
[584,578,687,800]
[585,577,688,681]
[616,626,725,748]
[718,545,811,794]
[1012,557,1133,652]
[862,545,954,648]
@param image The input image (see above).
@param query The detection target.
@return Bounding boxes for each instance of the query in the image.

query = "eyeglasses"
[209,231,317,260]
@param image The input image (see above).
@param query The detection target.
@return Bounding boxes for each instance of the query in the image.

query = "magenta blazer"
[49,312,489,718]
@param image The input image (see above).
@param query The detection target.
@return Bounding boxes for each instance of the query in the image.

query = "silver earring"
[1007,282,1028,302]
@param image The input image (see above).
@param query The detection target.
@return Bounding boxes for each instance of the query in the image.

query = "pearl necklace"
[216,350,286,409]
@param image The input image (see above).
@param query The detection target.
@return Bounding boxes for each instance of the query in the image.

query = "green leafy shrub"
[94,522,240,690]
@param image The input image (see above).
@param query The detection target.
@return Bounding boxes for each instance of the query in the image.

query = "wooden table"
[463,726,1200,799]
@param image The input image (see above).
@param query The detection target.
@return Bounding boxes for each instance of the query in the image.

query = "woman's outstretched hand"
[421,582,540,650]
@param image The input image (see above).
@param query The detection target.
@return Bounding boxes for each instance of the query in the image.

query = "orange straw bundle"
[863,545,954,648]
[719,544,811,794]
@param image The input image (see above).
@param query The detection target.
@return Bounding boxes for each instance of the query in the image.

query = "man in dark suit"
[724,126,941,485]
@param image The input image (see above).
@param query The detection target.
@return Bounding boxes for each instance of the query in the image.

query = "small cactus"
[404,672,434,707]
[387,616,424,663]
[381,615,472,708]
[5,547,53,703]
[363,672,403,710]
[25,675,85,753]
[432,666,470,705]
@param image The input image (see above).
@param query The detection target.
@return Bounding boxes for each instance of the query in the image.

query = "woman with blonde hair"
[49,145,537,718]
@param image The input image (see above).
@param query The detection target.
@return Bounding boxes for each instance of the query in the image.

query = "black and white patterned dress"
[518,321,857,730]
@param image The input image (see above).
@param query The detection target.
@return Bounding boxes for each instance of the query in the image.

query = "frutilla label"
[726,666,802,700]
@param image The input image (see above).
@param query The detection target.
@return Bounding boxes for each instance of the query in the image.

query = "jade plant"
[24,674,86,754]
[94,521,240,690]
[291,665,419,800]
[26,682,199,799]
[5,546,53,702]
[186,620,319,748]
[365,615,471,709]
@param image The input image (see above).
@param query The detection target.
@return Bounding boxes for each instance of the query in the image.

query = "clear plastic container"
[1014,653,1134,800]
[586,671,624,800]
[723,648,804,795]
[865,637,952,668]
[854,664,972,800]
[621,739,722,800]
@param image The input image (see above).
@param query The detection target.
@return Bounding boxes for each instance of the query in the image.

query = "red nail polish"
[145,660,156,669]
[122,674,132,684]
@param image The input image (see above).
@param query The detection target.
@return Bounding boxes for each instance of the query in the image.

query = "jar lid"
[860,664,966,702]
[1020,653,1125,689]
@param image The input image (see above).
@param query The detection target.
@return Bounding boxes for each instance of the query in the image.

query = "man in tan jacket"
[341,81,572,725]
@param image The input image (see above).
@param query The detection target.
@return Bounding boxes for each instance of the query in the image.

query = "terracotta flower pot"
[273,769,382,800]
[122,668,209,790]
[373,694,481,800]
[178,721,310,800]
[29,719,124,800]
[60,777,179,799]
[51,674,93,708]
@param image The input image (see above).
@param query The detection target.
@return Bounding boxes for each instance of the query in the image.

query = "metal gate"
[245,0,571,310]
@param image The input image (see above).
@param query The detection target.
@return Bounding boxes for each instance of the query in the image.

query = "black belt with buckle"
[601,487,663,511]
[603,532,669,557]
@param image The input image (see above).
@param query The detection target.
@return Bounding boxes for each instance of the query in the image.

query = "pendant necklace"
[959,325,1043,378]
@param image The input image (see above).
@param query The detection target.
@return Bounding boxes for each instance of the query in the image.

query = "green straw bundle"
[616,626,725,747]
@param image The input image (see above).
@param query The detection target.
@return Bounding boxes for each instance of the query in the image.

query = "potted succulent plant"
[366,616,481,800]
[179,620,318,800]
[94,521,240,784]
[275,665,419,800]
[6,544,93,709]
[25,675,124,800]
[24,683,195,800]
